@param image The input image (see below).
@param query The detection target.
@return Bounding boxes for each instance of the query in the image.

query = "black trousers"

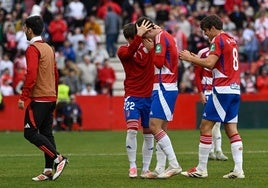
[24,101,58,169]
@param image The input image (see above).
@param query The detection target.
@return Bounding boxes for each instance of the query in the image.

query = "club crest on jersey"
[210,44,215,51]
[155,44,162,53]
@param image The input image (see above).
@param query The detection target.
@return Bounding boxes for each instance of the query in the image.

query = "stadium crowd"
[1,0,268,98]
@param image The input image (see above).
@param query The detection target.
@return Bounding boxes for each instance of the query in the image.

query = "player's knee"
[24,130,35,143]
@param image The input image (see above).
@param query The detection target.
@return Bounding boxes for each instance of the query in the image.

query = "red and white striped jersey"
[194,47,213,95]
[152,30,178,91]
[209,32,241,94]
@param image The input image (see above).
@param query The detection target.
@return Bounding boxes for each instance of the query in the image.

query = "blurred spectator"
[82,0,98,16]
[75,40,88,63]
[228,5,247,30]
[15,25,29,52]
[256,67,268,94]
[12,50,27,94]
[196,0,210,12]
[11,2,24,21]
[130,2,144,23]
[173,24,188,53]
[55,48,66,76]
[54,77,70,131]
[0,68,12,85]
[62,68,82,95]
[154,0,171,25]
[254,9,268,54]
[61,40,76,62]
[243,0,255,20]
[1,0,14,13]
[105,6,121,57]
[65,0,87,29]
[48,13,67,51]
[40,0,62,15]
[97,0,122,19]
[91,42,109,64]
[0,78,14,96]
[260,55,268,73]
[96,58,116,96]
[242,22,260,66]
[62,94,83,131]
[0,53,14,77]
[61,58,80,77]
[30,1,42,16]
[121,0,134,25]
[40,1,54,28]
[222,14,236,33]
[67,27,85,53]
[224,0,242,14]
[240,71,256,93]
[84,28,101,56]
[77,54,97,88]
[83,15,102,36]
[14,11,28,32]
[3,23,17,59]
[180,65,196,93]
[177,12,191,38]
[80,83,98,96]
[188,28,208,54]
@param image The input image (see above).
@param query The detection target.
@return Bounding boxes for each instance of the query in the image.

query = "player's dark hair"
[200,14,223,30]
[135,16,154,28]
[25,15,44,35]
[123,23,136,40]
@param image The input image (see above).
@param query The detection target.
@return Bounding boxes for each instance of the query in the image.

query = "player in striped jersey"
[180,15,244,179]
[136,16,182,179]
[195,47,228,161]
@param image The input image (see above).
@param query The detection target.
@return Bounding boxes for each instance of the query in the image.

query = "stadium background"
[0,1,268,131]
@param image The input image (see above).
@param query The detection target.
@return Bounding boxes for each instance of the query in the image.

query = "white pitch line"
[0,150,267,157]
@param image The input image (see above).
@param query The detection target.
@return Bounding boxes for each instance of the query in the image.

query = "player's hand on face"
[136,20,152,37]
[143,38,154,51]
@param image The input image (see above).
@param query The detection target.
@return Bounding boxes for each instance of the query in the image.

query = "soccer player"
[117,20,154,178]
[179,14,244,179]
[135,16,182,179]
[195,46,228,161]
[18,15,68,181]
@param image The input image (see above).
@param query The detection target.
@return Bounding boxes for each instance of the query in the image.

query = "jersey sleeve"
[151,33,166,68]
[117,35,143,62]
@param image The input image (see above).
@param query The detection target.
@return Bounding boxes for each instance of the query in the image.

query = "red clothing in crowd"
[97,0,122,19]
[97,61,116,93]
[256,74,268,94]
[48,14,68,43]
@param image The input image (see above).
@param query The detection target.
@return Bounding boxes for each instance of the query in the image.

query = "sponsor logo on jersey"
[230,83,240,90]
[210,43,215,51]
[155,44,162,53]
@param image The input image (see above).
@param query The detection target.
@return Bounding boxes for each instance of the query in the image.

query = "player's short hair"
[135,16,154,28]
[200,14,223,30]
[25,15,44,35]
[123,23,136,40]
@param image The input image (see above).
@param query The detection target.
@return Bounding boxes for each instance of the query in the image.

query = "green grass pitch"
[0,129,267,188]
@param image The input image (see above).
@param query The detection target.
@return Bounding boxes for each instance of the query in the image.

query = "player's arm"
[20,45,39,101]
[194,65,203,93]
[179,50,218,69]
[117,36,143,61]
[151,37,166,68]
[194,65,207,104]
